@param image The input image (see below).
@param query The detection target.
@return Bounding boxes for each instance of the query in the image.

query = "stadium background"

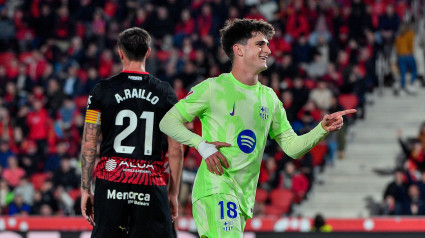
[1,0,425,237]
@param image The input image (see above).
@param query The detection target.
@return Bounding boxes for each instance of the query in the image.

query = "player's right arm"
[160,80,230,175]
[160,107,230,175]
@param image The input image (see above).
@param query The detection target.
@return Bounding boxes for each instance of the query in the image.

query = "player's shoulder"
[95,72,122,87]
[147,74,174,93]
[201,73,230,86]
[259,83,278,97]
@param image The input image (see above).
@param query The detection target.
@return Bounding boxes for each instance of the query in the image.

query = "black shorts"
[91,179,175,238]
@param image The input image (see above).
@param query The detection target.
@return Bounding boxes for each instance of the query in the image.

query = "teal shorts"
[192,194,247,238]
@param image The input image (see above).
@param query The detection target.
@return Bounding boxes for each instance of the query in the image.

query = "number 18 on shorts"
[193,194,247,238]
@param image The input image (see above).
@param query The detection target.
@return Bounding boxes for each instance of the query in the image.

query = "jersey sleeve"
[164,82,178,109]
[85,83,102,124]
[269,92,292,139]
[175,79,210,122]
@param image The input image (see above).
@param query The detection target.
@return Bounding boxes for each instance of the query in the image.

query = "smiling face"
[237,32,271,73]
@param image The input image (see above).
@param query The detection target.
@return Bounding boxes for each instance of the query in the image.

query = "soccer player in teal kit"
[160,19,356,237]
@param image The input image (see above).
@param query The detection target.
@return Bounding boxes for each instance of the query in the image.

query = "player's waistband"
[95,156,167,186]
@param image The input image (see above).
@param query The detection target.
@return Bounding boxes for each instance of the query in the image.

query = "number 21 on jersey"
[113,109,153,155]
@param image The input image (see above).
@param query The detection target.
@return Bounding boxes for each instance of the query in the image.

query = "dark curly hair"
[220,18,275,62]
[117,27,151,61]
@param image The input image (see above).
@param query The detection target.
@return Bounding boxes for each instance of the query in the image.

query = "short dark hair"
[117,27,151,61]
[220,18,275,62]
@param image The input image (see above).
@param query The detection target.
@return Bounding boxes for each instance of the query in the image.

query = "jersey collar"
[121,70,149,75]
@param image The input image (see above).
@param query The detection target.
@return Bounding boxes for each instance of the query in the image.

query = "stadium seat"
[264,204,285,217]
[310,142,328,167]
[255,188,269,203]
[269,189,294,214]
[75,95,89,109]
[30,173,51,191]
[338,94,358,117]
[0,52,15,68]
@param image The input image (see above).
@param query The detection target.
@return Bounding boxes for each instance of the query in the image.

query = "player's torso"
[202,75,275,168]
[193,74,278,216]
[91,72,174,185]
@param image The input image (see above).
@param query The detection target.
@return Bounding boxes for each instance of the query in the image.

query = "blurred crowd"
[376,122,425,216]
[0,0,424,217]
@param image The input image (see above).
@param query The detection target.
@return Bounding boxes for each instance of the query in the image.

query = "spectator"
[293,34,312,64]
[378,194,397,215]
[278,53,298,80]
[197,4,214,38]
[394,23,417,94]
[0,8,15,51]
[56,96,80,136]
[0,139,15,168]
[46,79,66,116]
[311,214,332,232]
[26,99,50,156]
[259,156,278,192]
[0,178,14,214]
[14,63,33,97]
[2,155,26,188]
[309,80,333,111]
[402,184,425,215]
[304,51,328,78]
[38,179,59,213]
[84,67,100,94]
[44,140,68,172]
[147,6,174,39]
[378,4,400,43]
[19,140,41,176]
[14,176,35,206]
[8,194,31,216]
[383,168,409,215]
[55,185,75,215]
[277,161,309,203]
[290,77,310,115]
[419,122,425,151]
[63,64,83,97]
[53,158,79,190]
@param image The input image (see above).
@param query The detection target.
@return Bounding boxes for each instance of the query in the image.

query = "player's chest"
[210,90,273,128]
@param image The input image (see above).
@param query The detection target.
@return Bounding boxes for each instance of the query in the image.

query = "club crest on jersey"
[259,106,269,120]
[183,90,194,100]
[222,221,234,232]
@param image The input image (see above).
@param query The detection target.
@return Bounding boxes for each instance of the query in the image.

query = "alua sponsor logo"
[119,161,155,170]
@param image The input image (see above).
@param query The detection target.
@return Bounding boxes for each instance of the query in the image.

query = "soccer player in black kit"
[80,27,183,238]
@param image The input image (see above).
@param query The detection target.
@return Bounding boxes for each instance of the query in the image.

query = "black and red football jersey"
[87,71,177,185]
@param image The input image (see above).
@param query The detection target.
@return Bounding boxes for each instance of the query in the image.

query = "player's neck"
[122,61,147,73]
[231,66,258,86]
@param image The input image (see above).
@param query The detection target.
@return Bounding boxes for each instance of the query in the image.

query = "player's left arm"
[274,109,356,159]
[166,136,183,221]
[80,121,101,226]
[80,84,102,226]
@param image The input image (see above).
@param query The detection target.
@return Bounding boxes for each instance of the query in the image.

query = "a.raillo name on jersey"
[115,88,159,105]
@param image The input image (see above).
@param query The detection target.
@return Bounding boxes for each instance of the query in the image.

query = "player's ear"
[118,48,124,61]
[145,48,151,59]
[233,44,243,57]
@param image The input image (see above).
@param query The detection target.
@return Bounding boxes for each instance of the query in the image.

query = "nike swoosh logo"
[230,102,235,116]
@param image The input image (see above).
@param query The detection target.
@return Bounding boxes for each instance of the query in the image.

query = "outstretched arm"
[276,109,356,159]
[80,122,100,226]
[321,109,357,132]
